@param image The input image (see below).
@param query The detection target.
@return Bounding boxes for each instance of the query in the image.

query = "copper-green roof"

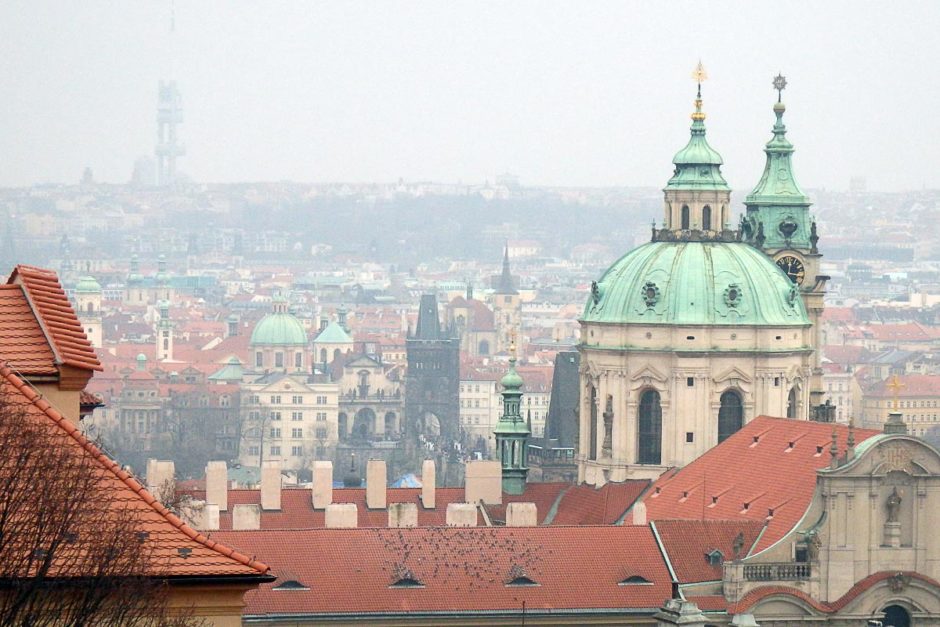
[582,241,809,327]
[313,321,352,344]
[250,312,307,346]
[665,92,729,191]
[74,276,101,293]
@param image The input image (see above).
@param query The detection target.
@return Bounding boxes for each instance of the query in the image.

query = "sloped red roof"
[5,265,101,372]
[822,344,871,365]
[551,480,649,525]
[0,364,269,579]
[213,526,671,618]
[653,519,766,583]
[0,284,57,375]
[867,374,940,398]
[864,322,935,342]
[644,416,879,554]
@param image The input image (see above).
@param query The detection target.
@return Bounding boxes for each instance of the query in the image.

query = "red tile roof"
[550,481,649,525]
[0,364,269,579]
[653,519,766,583]
[213,525,671,618]
[644,416,880,555]
[0,284,57,375]
[867,374,940,398]
[5,266,102,373]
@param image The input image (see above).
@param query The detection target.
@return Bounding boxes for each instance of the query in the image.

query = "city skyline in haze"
[1,1,938,191]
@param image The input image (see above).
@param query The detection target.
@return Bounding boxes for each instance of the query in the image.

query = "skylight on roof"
[618,575,653,586]
[273,579,309,591]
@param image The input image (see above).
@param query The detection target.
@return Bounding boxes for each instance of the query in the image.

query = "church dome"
[75,276,101,293]
[582,241,809,327]
[250,307,307,346]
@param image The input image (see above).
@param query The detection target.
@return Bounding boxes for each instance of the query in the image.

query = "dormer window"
[619,575,653,586]
[274,579,309,591]
[706,549,724,566]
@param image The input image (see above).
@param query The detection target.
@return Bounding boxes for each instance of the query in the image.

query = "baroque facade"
[579,77,825,485]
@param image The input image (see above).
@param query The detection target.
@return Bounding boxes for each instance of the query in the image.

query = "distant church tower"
[155,81,185,186]
[743,75,827,417]
[492,245,521,354]
[156,300,174,362]
[405,295,460,441]
[75,276,103,349]
[493,345,530,495]
[125,254,147,305]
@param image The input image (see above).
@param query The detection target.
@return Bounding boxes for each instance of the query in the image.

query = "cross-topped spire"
[887,374,906,411]
[691,61,708,121]
[773,73,787,103]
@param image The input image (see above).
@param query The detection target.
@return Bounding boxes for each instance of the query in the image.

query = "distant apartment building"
[239,373,340,470]
[861,374,940,437]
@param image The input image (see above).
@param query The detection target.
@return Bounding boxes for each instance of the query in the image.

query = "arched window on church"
[637,390,662,464]
[718,390,743,443]
[681,205,690,230]
[787,386,798,418]
[588,384,598,460]
[702,205,712,231]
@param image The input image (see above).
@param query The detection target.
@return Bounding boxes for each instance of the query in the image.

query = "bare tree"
[0,393,204,626]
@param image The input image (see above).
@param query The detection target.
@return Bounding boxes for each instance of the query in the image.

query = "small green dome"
[250,312,308,346]
[500,359,524,391]
[75,276,101,293]
[583,241,809,327]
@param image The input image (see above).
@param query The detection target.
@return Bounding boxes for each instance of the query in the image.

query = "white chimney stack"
[366,459,387,510]
[312,461,333,509]
[205,461,228,511]
[261,459,282,511]
[421,459,436,509]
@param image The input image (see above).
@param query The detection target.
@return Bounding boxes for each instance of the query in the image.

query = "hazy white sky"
[1,1,937,190]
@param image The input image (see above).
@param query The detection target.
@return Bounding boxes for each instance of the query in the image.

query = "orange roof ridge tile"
[0,364,269,577]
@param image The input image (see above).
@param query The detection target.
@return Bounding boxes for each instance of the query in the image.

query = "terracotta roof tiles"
[0,364,269,579]
[213,525,671,618]
[5,265,102,373]
[644,416,879,555]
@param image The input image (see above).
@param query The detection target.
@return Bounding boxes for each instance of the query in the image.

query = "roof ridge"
[0,364,269,576]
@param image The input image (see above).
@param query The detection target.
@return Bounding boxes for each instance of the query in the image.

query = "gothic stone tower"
[492,246,521,354]
[405,294,460,441]
[743,75,827,415]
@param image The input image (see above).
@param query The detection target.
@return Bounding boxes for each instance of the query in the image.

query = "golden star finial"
[692,61,708,85]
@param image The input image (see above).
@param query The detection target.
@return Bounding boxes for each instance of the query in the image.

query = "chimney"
[465,460,502,505]
[388,502,418,527]
[203,503,220,531]
[325,503,358,528]
[146,459,175,504]
[312,461,333,509]
[366,459,387,509]
[232,504,261,530]
[261,459,282,511]
[421,459,436,509]
[506,502,537,527]
[446,503,478,527]
[205,460,228,511]
[632,500,647,525]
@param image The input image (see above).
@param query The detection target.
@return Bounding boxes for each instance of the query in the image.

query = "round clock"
[776,255,805,285]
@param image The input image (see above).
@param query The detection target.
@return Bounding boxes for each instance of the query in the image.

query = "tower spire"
[493,330,529,495]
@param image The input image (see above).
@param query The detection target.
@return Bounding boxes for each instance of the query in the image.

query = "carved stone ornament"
[590,281,601,306]
[641,281,660,308]
[879,443,914,473]
[886,487,902,523]
[602,395,613,455]
[888,572,911,593]
[778,217,798,240]
[723,283,743,308]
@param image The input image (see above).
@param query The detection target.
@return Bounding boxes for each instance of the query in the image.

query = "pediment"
[830,436,940,477]
[713,366,753,386]
[631,365,668,385]
[345,354,382,369]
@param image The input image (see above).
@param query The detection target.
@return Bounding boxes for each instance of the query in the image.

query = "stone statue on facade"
[886,487,902,523]
[602,395,613,456]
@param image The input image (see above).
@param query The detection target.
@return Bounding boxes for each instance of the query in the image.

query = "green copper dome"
[250,312,308,346]
[500,358,524,391]
[75,276,101,293]
[583,241,809,327]
[665,87,729,191]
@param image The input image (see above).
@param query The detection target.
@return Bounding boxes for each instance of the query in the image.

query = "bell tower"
[744,75,827,414]
[493,340,530,495]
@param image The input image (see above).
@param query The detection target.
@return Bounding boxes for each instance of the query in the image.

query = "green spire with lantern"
[665,62,730,192]
[744,74,814,251]
[493,335,530,495]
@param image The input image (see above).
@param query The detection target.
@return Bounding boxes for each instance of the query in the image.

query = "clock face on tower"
[776,255,805,285]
